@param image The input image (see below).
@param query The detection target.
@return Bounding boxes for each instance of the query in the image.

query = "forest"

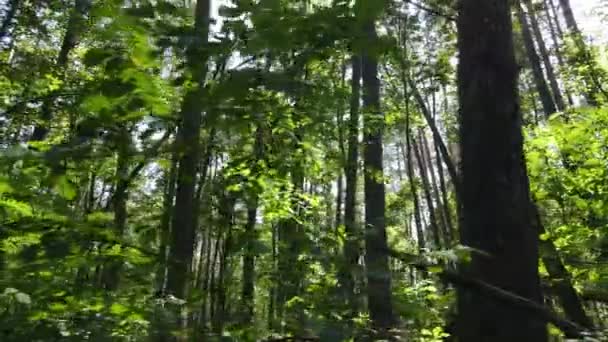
[1,0,608,340]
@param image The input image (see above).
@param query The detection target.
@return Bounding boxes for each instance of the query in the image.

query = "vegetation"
[0,0,607,340]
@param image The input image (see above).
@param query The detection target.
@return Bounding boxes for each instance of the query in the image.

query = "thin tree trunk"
[164,0,211,339]
[408,79,459,194]
[212,195,235,335]
[530,204,594,333]
[524,0,566,111]
[341,54,361,313]
[361,14,394,332]
[413,134,441,249]
[557,0,608,103]
[402,122,424,251]
[517,1,556,117]
[31,0,91,141]
[155,153,178,294]
[456,0,547,340]
[422,129,450,245]
[0,0,20,41]
[241,125,264,324]
[434,136,454,245]
[544,0,574,106]
[267,223,277,330]
[557,0,580,34]
[101,128,131,291]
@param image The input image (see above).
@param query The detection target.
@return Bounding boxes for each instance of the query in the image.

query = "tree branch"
[387,249,588,338]
[404,0,456,22]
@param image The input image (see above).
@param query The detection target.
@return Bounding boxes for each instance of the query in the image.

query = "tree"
[456,0,547,340]
[523,0,566,112]
[516,0,556,117]
[360,0,395,333]
[164,0,211,338]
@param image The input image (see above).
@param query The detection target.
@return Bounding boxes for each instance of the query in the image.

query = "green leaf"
[54,176,77,200]
[110,303,129,315]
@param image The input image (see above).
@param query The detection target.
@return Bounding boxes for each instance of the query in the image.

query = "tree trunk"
[0,0,20,41]
[557,0,608,103]
[456,0,547,340]
[31,0,91,141]
[524,0,566,112]
[544,0,574,106]
[531,204,594,333]
[155,152,178,295]
[557,0,579,34]
[361,16,394,332]
[408,78,459,195]
[164,0,211,339]
[516,1,556,117]
[422,130,451,245]
[212,195,235,335]
[241,125,264,324]
[413,134,441,249]
[341,54,361,313]
[100,128,131,291]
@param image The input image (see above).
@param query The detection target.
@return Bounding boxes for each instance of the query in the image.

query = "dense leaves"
[0,0,607,341]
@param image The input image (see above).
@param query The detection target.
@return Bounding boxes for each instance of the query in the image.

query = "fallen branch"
[387,249,588,338]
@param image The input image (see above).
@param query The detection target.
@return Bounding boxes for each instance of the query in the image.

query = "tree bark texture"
[361,18,394,332]
[456,0,547,340]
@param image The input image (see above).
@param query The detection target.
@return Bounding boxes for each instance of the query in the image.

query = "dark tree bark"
[100,128,131,291]
[241,125,264,324]
[524,0,566,112]
[212,194,235,335]
[516,1,556,117]
[456,0,547,340]
[31,0,91,141]
[340,55,361,313]
[164,0,211,338]
[361,17,394,332]
[155,152,178,294]
[557,0,579,34]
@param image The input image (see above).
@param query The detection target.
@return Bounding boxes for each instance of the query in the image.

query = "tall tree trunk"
[456,0,547,340]
[557,0,608,103]
[557,0,579,34]
[408,79,459,195]
[544,0,574,106]
[267,223,278,330]
[31,0,91,141]
[516,1,556,117]
[402,102,425,252]
[164,0,211,339]
[241,125,264,324]
[434,135,454,245]
[0,0,20,41]
[341,54,361,313]
[524,0,566,112]
[413,134,441,249]
[361,12,394,332]
[156,152,178,295]
[530,204,594,333]
[212,194,235,335]
[100,128,131,291]
[422,130,451,244]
